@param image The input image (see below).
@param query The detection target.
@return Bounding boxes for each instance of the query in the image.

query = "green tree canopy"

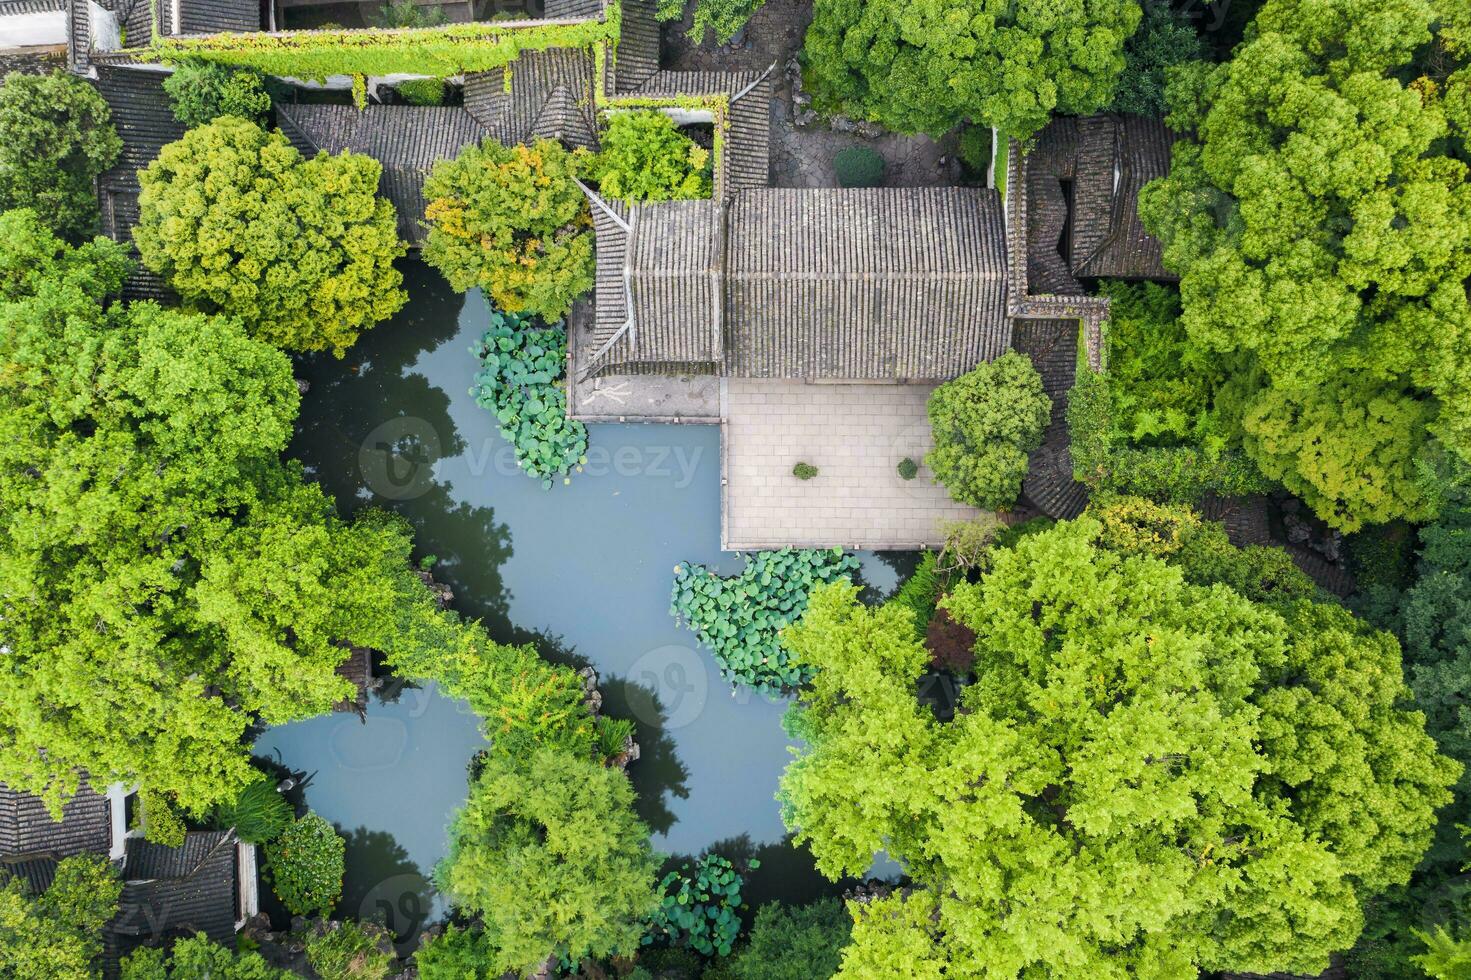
[0,71,121,240]
[421,137,593,320]
[1138,0,1471,526]
[0,219,438,815]
[801,0,1142,138]
[161,62,272,128]
[925,350,1051,510]
[590,110,712,204]
[729,898,852,980]
[0,854,121,980]
[1111,0,1204,116]
[135,116,406,356]
[121,935,293,979]
[436,748,659,974]
[778,519,1456,977]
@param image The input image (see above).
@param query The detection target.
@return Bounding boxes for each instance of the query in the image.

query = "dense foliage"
[0,854,121,980]
[121,936,292,979]
[162,62,271,127]
[396,77,446,105]
[728,898,852,980]
[778,519,1456,976]
[0,72,121,240]
[136,117,406,356]
[657,0,766,44]
[801,0,1141,138]
[670,548,861,691]
[0,212,442,815]
[436,748,659,974]
[422,136,593,320]
[591,110,712,203]
[925,351,1051,509]
[1111,0,1202,116]
[471,305,588,488]
[305,919,398,980]
[209,776,293,844]
[1138,0,1471,529]
[644,854,754,957]
[264,811,346,917]
[414,923,500,979]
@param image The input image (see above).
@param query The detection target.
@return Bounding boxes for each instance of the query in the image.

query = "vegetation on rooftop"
[161,61,271,127]
[590,110,713,203]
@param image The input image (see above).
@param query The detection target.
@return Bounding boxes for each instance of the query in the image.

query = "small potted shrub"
[793,462,819,480]
[897,457,919,480]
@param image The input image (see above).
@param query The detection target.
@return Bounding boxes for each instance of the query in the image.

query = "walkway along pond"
[253,264,906,945]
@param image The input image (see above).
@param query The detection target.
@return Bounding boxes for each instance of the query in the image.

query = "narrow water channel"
[254,263,906,939]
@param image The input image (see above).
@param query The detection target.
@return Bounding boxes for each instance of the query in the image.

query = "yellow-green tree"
[0,855,121,980]
[135,116,406,356]
[778,519,1456,977]
[421,137,593,319]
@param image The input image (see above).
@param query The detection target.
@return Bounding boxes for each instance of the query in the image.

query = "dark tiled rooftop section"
[0,780,111,858]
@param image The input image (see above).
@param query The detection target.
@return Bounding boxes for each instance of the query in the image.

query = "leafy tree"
[657,0,766,45]
[422,137,593,320]
[801,0,1141,138]
[1111,0,1203,116]
[1242,376,1438,531]
[135,116,406,356]
[0,225,440,815]
[413,923,500,979]
[925,350,1051,509]
[778,520,1456,977]
[0,71,121,240]
[1415,925,1471,979]
[0,854,121,980]
[264,812,346,917]
[120,936,293,979]
[729,898,852,980]
[1138,0,1471,520]
[162,62,271,128]
[590,111,711,203]
[436,748,659,974]
[0,208,130,302]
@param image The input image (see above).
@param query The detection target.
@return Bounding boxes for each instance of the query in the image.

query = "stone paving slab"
[722,380,991,550]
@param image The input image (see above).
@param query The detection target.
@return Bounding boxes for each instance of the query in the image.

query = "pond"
[253,263,907,943]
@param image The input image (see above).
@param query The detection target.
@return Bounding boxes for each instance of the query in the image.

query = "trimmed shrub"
[422,136,593,320]
[264,812,345,917]
[397,77,446,106]
[897,457,919,480]
[889,551,940,640]
[926,351,1051,509]
[833,146,885,188]
[670,548,861,691]
[591,110,712,203]
[162,62,271,127]
[0,71,121,240]
[210,776,292,844]
[793,462,818,480]
[305,919,396,980]
[470,305,588,488]
[729,898,851,980]
[643,854,754,957]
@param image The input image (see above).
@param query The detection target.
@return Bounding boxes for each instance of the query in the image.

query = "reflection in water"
[341,827,435,954]
[262,264,915,925]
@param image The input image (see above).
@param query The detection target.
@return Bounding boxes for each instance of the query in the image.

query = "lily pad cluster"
[643,853,756,957]
[670,547,861,691]
[471,306,588,489]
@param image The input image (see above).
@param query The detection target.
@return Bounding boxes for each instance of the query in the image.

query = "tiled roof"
[277,103,490,244]
[1070,115,1177,281]
[609,0,658,94]
[0,780,111,858]
[463,46,598,151]
[0,855,61,896]
[631,68,771,199]
[585,195,723,375]
[92,64,185,301]
[106,832,239,970]
[1015,319,1088,519]
[725,187,1010,380]
[175,0,259,34]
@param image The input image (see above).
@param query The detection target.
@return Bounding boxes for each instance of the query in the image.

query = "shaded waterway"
[253,263,907,941]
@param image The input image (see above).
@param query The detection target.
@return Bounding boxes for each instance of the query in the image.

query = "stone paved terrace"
[722,380,991,550]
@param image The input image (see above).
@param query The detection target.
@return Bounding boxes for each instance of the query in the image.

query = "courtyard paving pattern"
[723,380,990,549]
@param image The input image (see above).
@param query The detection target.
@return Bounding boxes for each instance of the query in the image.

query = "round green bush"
[263,812,345,917]
[897,457,918,480]
[793,462,819,480]
[397,77,446,106]
[833,146,885,188]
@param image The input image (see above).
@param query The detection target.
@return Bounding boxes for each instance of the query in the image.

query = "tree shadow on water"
[337,826,438,954]
[598,674,691,837]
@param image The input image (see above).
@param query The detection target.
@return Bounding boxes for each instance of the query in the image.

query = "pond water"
[253,263,908,942]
